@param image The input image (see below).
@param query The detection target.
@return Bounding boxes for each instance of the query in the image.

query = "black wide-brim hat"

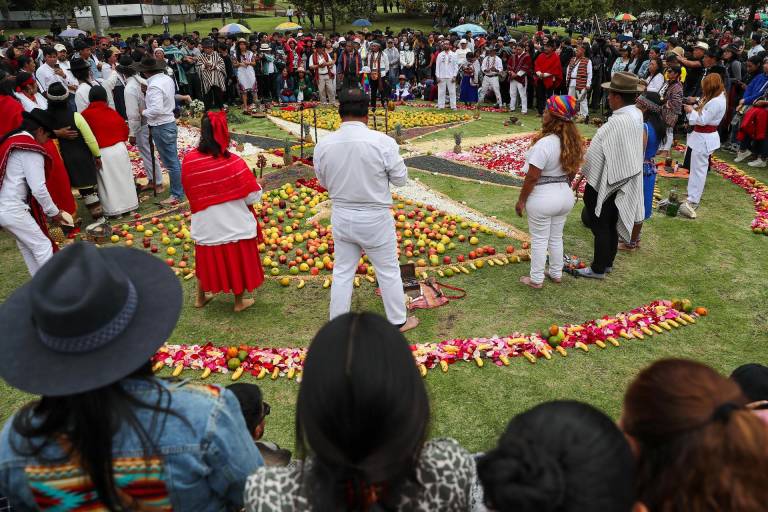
[69,57,91,72]
[135,56,167,73]
[0,242,182,396]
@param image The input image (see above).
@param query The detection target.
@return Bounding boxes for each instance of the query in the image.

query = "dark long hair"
[478,401,634,512]
[296,312,430,511]
[197,113,230,158]
[639,91,668,146]
[11,363,188,511]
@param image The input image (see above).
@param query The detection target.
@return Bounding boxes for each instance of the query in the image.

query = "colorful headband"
[15,77,35,92]
[546,95,578,122]
[207,110,230,156]
[636,95,662,113]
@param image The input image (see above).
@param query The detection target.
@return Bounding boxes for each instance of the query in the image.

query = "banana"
[272,355,281,365]
[619,330,633,339]
[523,351,536,364]
[459,266,470,274]
[650,324,663,333]
[451,266,461,274]
[493,258,504,266]
[676,317,689,326]
[440,360,449,372]
[421,272,429,279]
[201,367,211,379]
[419,364,427,377]
[354,277,361,287]
[680,313,696,323]
[575,341,589,352]
[365,275,375,283]
[469,263,477,270]
[287,367,296,380]
[499,354,510,366]
[172,363,183,377]
[152,361,165,373]
[477,343,492,351]
[595,340,607,349]
[607,337,620,347]
[633,330,645,340]
[231,366,244,381]
[540,347,552,360]
[296,279,305,289]
[668,319,680,328]
[508,337,527,345]
[641,326,654,336]
[474,356,484,367]
[556,345,567,357]
[437,270,445,277]
[271,367,280,380]
[659,321,672,330]
[322,278,331,289]
[257,367,267,379]
[443,345,459,354]
[488,260,495,267]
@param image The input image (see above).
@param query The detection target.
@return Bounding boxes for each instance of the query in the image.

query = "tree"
[32,0,89,29]
[188,0,215,22]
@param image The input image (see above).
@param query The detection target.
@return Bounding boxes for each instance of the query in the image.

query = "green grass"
[1,105,766,455]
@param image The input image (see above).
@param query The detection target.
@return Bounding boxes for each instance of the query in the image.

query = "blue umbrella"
[352,19,372,27]
[449,23,487,36]
[59,28,86,38]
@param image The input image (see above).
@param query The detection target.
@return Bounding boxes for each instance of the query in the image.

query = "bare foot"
[194,294,214,308]
[399,316,420,333]
[544,271,562,284]
[234,298,255,312]
[519,276,543,289]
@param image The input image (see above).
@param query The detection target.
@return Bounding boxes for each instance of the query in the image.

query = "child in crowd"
[392,74,413,101]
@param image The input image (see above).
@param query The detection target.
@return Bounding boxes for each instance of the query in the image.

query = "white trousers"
[0,208,54,275]
[437,78,457,109]
[525,183,575,284]
[660,127,674,151]
[318,75,336,103]
[137,124,163,185]
[479,76,502,106]
[567,85,589,117]
[509,80,527,113]
[687,148,712,204]
[330,208,407,325]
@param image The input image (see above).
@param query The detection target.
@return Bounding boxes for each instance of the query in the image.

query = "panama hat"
[0,242,182,396]
[694,41,710,51]
[259,43,272,51]
[601,71,646,93]
[53,43,66,52]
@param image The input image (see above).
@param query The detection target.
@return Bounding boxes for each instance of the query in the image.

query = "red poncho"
[182,150,261,214]
[534,51,563,90]
[0,133,57,252]
[0,95,23,137]
[80,100,129,148]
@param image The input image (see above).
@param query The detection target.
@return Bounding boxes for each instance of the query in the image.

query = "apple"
[150,245,158,253]
[125,239,134,247]
[456,254,465,263]
[442,256,452,264]
[110,234,120,243]
[468,251,477,259]
[151,217,160,224]
[469,236,479,245]
[506,245,516,254]
[165,258,175,266]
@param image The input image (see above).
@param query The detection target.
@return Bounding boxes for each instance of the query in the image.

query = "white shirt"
[615,104,644,127]
[57,58,79,89]
[523,134,564,177]
[75,82,92,112]
[367,51,389,72]
[143,72,176,126]
[645,73,664,93]
[568,60,593,89]
[191,191,262,245]
[0,133,58,216]
[482,56,503,76]
[455,47,469,66]
[15,92,47,112]
[687,92,726,153]
[399,50,414,67]
[314,121,408,211]
[35,62,66,92]
[435,50,458,79]
[101,62,114,81]
[748,44,764,58]
[125,75,148,137]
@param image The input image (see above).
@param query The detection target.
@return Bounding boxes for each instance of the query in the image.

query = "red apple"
[468,251,477,259]
[442,256,452,264]
[150,245,158,253]
[506,245,516,254]
[457,254,465,263]
[165,258,175,266]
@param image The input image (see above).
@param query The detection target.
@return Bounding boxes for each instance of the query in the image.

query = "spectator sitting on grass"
[228,382,292,467]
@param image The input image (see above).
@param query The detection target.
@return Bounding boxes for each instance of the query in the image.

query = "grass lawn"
[0,107,766,456]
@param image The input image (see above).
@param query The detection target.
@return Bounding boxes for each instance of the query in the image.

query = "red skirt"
[195,237,264,295]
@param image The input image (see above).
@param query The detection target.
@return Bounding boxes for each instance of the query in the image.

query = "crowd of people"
[0,242,767,510]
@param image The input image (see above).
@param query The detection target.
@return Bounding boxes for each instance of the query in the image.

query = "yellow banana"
[287,367,296,380]
[297,279,305,289]
[595,340,606,349]
[365,275,375,283]
[488,260,495,267]
[271,367,280,380]
[499,354,510,366]
[459,266,470,274]
[257,367,267,379]
[607,337,620,347]
[676,317,689,326]
[680,313,696,323]
[451,266,461,274]
[440,360,448,372]
[523,351,536,364]
[231,366,244,381]
[650,324,663,333]
[659,321,672,330]
[469,263,477,270]
[152,361,165,373]
[443,345,459,354]
[354,277,360,287]
[493,258,504,266]
[619,330,633,339]
[556,346,567,357]
[575,341,589,352]
[641,326,653,336]
[201,367,211,379]
[419,364,427,377]
[540,347,552,360]
[477,343,492,351]
[322,278,331,289]
[668,319,680,328]
[508,337,527,345]
[172,364,184,377]
[633,330,645,340]
[474,356,484,367]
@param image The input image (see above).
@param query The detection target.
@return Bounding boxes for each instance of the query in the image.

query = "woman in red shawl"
[182,111,264,312]
[534,40,563,115]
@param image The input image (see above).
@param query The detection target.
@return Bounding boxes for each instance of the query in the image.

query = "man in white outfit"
[479,46,503,108]
[124,60,163,193]
[0,110,64,275]
[314,89,419,332]
[435,40,458,109]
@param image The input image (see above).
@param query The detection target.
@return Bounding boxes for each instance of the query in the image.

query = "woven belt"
[693,125,718,133]
[536,175,570,186]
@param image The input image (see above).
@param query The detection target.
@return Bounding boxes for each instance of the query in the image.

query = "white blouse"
[191,191,262,245]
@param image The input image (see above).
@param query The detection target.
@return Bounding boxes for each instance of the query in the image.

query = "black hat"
[732,364,768,402]
[46,81,70,101]
[69,57,91,72]
[22,108,56,134]
[116,54,135,73]
[0,243,182,396]
[135,56,167,73]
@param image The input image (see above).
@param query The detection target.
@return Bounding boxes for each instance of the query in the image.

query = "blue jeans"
[150,122,184,200]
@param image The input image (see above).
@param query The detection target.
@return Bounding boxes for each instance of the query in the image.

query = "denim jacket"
[0,377,264,511]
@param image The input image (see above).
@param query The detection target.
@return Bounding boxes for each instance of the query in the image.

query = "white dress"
[236,51,257,93]
[98,140,139,217]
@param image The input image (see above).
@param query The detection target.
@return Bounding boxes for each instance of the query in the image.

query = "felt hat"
[0,242,182,396]
[69,57,90,72]
[116,54,135,73]
[601,71,646,93]
[22,108,56,133]
[135,56,167,72]
[46,82,70,101]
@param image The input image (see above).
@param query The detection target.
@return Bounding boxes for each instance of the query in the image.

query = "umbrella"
[449,23,487,36]
[219,23,251,35]
[275,22,302,32]
[59,28,85,38]
[615,13,637,21]
[352,19,372,27]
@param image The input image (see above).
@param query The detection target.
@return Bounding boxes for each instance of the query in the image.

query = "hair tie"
[712,402,741,423]
[206,110,230,156]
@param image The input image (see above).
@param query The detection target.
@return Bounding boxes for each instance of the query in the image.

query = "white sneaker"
[679,201,697,219]
[734,150,752,163]
[748,158,767,168]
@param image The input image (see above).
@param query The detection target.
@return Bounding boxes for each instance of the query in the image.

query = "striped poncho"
[581,108,645,242]
[196,51,227,94]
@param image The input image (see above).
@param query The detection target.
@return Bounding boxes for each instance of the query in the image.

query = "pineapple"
[282,140,293,166]
[453,131,463,154]
[394,123,404,144]
[302,122,312,143]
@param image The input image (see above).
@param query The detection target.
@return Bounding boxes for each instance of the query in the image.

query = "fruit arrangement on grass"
[270,107,470,131]
[711,158,768,235]
[106,182,524,283]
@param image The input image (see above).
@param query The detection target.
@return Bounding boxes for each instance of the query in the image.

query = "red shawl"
[80,100,129,148]
[0,133,58,252]
[182,150,261,214]
[737,106,768,142]
[43,139,76,215]
[311,49,335,82]
[0,96,23,138]
[534,51,563,89]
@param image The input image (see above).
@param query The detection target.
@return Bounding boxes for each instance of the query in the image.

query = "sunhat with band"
[0,242,182,396]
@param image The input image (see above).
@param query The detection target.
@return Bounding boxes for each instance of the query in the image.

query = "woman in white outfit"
[516,95,585,289]
[679,73,727,219]
[234,38,257,113]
